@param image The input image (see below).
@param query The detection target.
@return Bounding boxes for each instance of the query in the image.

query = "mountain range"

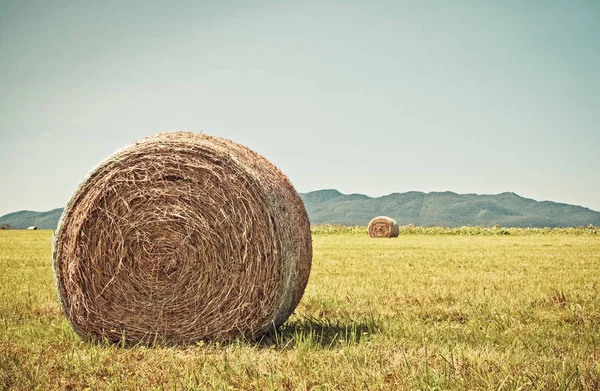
[0,208,64,230]
[1,190,599,229]
[301,190,600,227]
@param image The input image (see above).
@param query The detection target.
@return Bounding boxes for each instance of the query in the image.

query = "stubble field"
[1,228,599,390]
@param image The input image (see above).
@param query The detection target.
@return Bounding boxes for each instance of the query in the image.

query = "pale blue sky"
[1,0,599,216]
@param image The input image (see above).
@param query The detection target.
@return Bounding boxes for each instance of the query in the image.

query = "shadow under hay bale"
[52,132,312,345]
[367,216,399,238]
[257,314,381,349]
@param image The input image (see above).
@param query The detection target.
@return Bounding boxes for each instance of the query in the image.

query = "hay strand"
[367,216,399,238]
[52,132,312,344]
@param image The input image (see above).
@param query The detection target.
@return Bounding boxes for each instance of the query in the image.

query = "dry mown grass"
[1,229,599,390]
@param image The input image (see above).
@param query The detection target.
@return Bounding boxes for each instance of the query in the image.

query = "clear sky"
[1,0,599,216]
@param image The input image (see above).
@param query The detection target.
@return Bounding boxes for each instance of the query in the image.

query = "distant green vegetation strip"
[311,224,599,236]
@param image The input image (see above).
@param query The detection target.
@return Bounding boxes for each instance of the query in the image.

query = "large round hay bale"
[52,132,312,344]
[368,216,399,238]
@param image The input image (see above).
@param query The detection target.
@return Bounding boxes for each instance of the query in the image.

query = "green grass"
[1,229,599,390]
[311,224,600,236]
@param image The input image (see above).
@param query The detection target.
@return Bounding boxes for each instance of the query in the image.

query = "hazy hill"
[300,189,600,227]
[1,190,599,229]
[0,209,64,230]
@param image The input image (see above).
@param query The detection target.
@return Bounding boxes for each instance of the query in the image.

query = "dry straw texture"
[367,216,399,238]
[52,132,312,344]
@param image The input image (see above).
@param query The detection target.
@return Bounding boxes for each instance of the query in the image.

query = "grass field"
[1,229,599,390]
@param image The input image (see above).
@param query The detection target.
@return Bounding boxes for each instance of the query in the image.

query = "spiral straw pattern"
[367,216,399,238]
[53,132,312,344]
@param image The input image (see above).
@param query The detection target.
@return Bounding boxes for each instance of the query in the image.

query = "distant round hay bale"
[52,132,312,344]
[367,216,399,238]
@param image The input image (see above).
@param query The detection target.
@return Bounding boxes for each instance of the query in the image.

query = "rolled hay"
[52,132,312,344]
[367,216,399,238]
